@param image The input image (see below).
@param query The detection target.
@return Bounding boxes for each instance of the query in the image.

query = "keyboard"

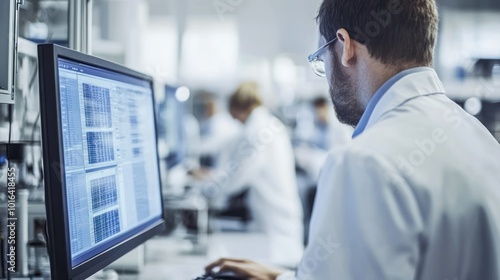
[193,272,245,280]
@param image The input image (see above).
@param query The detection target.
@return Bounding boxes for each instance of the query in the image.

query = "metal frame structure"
[0,0,23,104]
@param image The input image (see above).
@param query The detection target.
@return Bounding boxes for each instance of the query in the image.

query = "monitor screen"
[38,44,165,280]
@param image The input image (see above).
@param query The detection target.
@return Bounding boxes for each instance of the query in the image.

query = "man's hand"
[205,258,285,280]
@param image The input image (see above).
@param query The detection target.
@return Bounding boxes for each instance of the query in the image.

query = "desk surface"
[90,233,274,280]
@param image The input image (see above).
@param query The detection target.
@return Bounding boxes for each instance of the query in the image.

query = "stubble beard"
[328,50,365,127]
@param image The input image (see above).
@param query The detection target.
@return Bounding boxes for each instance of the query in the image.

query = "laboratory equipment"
[0,0,21,104]
[157,85,187,168]
[193,271,245,280]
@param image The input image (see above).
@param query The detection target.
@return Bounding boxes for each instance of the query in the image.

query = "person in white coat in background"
[197,92,242,168]
[206,0,500,279]
[200,82,304,267]
[294,96,352,180]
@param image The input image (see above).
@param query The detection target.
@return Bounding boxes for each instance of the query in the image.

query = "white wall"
[95,0,327,105]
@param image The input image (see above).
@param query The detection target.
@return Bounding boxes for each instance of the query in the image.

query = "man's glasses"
[307,37,338,77]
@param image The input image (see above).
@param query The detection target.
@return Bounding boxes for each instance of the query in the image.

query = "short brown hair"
[229,82,263,111]
[317,0,438,66]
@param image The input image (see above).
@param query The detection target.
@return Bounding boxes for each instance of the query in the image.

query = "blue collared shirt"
[352,67,434,138]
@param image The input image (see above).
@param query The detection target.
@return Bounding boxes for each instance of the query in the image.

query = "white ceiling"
[145,0,323,59]
[140,0,326,95]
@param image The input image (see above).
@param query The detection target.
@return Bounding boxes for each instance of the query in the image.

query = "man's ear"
[336,28,355,67]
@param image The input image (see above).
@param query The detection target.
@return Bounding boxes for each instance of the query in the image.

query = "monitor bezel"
[38,44,165,280]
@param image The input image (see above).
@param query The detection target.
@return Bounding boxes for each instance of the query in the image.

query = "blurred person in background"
[206,0,500,279]
[184,112,202,169]
[311,96,351,150]
[293,96,352,244]
[197,91,241,168]
[294,96,352,179]
[195,82,304,267]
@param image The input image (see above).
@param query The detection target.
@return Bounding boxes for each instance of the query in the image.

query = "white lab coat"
[199,112,242,167]
[279,68,500,279]
[207,106,304,267]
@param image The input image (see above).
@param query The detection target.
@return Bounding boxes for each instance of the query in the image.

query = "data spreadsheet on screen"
[56,58,162,267]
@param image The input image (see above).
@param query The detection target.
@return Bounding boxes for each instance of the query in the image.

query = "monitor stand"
[89,269,119,280]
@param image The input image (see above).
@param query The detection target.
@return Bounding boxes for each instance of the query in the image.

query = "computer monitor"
[38,44,165,280]
[157,85,186,168]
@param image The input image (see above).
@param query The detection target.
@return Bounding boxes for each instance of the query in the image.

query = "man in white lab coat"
[203,82,304,267]
[198,92,242,168]
[206,0,500,279]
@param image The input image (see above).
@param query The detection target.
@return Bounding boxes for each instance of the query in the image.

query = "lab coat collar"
[352,67,446,138]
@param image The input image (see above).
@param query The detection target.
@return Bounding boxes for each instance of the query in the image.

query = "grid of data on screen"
[57,58,162,266]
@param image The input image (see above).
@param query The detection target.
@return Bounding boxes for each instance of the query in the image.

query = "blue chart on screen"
[93,210,121,243]
[91,175,118,212]
[83,83,112,128]
[87,132,115,164]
